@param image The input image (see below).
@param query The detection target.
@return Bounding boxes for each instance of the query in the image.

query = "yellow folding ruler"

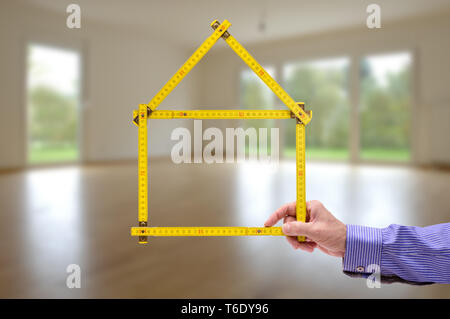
[130,20,312,244]
[133,109,293,122]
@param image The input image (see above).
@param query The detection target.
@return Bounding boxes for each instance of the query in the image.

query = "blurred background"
[0,0,449,298]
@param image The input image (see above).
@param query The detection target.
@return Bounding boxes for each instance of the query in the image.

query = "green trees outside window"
[27,44,80,164]
[283,58,350,160]
[360,53,411,161]
[239,53,412,162]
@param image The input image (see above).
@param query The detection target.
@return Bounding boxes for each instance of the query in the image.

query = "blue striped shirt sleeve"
[343,223,450,284]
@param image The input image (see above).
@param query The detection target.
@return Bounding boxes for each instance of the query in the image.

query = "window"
[359,52,412,161]
[27,44,81,164]
[283,58,350,159]
[237,53,413,163]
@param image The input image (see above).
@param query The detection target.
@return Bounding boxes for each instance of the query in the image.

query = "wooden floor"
[0,160,449,298]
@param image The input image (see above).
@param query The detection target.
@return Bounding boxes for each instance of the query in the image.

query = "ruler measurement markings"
[131,227,284,237]
[296,122,306,242]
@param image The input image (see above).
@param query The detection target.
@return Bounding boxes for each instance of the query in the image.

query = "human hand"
[264,200,347,257]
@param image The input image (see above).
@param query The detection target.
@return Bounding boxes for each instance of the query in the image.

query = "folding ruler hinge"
[138,221,148,244]
[133,105,152,126]
[210,20,231,39]
[294,104,312,123]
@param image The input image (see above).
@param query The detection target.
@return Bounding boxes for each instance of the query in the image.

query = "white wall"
[0,1,198,169]
[194,13,450,165]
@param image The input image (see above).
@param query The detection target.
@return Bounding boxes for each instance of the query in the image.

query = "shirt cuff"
[342,225,383,274]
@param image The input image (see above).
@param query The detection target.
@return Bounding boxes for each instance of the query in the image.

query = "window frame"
[22,35,86,168]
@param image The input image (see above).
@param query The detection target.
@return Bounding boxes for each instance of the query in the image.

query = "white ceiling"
[22,0,450,48]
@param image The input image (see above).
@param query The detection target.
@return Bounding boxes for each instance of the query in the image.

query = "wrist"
[338,221,347,255]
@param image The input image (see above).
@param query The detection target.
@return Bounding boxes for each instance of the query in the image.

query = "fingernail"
[283,224,290,233]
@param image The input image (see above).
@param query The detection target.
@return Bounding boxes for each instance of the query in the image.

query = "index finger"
[264,202,296,227]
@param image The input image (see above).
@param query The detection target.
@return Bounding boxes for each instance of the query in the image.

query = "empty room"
[0,0,449,304]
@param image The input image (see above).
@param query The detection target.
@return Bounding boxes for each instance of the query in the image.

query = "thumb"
[282,221,313,237]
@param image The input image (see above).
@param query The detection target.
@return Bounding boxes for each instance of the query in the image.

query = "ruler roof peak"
[133,19,311,125]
